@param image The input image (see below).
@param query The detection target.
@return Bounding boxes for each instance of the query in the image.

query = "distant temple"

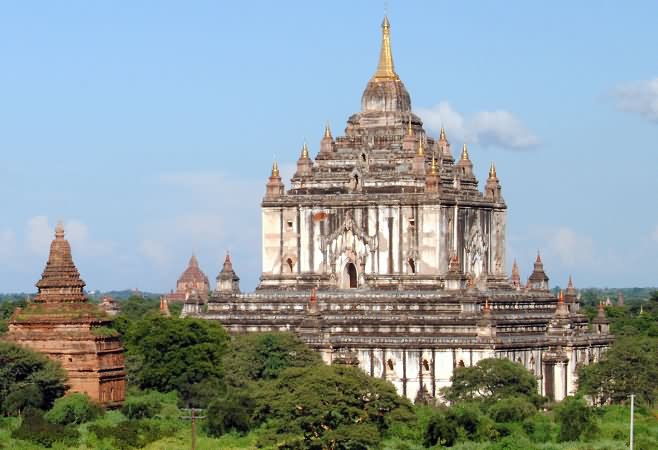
[6,224,126,406]
[99,295,121,316]
[163,254,210,303]
[183,16,613,402]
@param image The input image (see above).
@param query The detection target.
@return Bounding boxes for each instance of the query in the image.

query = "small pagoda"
[6,223,126,407]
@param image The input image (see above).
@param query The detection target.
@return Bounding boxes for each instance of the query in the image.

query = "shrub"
[488,396,537,423]
[121,392,164,419]
[205,388,255,437]
[554,396,598,442]
[45,392,103,425]
[11,408,79,447]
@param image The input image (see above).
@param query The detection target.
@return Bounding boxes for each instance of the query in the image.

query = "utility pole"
[181,408,206,450]
[629,394,635,450]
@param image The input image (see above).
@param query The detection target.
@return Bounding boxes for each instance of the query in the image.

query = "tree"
[223,332,321,387]
[441,358,542,406]
[578,336,658,406]
[554,396,598,442]
[45,393,103,425]
[205,389,255,436]
[123,316,230,402]
[423,403,495,447]
[12,408,79,447]
[253,364,414,448]
[0,341,68,415]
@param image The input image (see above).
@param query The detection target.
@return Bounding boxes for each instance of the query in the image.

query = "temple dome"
[360,16,411,114]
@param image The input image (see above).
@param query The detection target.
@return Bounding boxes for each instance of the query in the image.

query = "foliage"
[122,315,229,404]
[253,364,414,448]
[578,336,658,406]
[554,396,598,442]
[88,419,175,449]
[0,341,67,415]
[0,297,26,334]
[487,396,537,423]
[223,332,322,387]
[205,388,255,437]
[423,403,495,447]
[44,393,103,425]
[110,295,160,336]
[121,390,168,420]
[441,358,542,406]
[91,326,120,337]
[11,408,79,447]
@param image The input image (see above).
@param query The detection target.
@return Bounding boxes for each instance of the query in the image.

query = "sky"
[1,1,657,293]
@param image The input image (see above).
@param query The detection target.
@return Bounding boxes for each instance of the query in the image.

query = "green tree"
[0,297,26,334]
[423,403,494,447]
[12,408,79,447]
[123,316,230,402]
[0,341,68,415]
[254,364,414,448]
[45,392,103,425]
[441,358,542,406]
[205,389,255,437]
[223,332,321,387]
[554,396,598,442]
[110,295,160,336]
[578,336,658,406]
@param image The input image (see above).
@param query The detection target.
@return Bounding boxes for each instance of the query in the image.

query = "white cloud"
[0,228,17,262]
[612,77,658,122]
[417,101,540,150]
[25,216,114,259]
[26,216,52,256]
[139,239,170,267]
[547,227,594,267]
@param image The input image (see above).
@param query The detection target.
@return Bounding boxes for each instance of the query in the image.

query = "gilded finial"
[461,143,470,161]
[416,137,424,156]
[439,126,446,141]
[324,122,332,139]
[489,162,497,179]
[373,16,398,81]
[271,160,280,177]
[301,141,309,159]
[430,156,438,174]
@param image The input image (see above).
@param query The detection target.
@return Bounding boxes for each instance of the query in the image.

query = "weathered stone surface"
[193,17,613,403]
[5,224,126,407]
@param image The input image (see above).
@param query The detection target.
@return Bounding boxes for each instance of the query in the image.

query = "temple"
[163,254,210,303]
[5,224,126,406]
[188,17,613,402]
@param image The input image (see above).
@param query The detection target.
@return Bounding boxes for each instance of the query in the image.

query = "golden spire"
[489,162,497,178]
[461,143,470,161]
[271,160,280,177]
[301,141,309,159]
[324,122,332,139]
[373,16,398,81]
[439,126,446,141]
[430,156,438,174]
[416,137,424,156]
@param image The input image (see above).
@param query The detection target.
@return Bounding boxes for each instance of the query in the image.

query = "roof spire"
[489,162,497,179]
[416,137,425,156]
[439,126,447,141]
[324,122,332,139]
[373,16,398,81]
[461,143,470,161]
[430,155,438,174]
[271,160,280,177]
[301,141,309,159]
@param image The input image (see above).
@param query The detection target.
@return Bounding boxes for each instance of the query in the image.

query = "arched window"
[387,359,394,371]
[346,263,357,288]
[422,359,430,371]
[458,359,465,368]
[286,258,294,273]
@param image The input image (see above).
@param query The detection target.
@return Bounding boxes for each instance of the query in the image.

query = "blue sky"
[1,1,657,292]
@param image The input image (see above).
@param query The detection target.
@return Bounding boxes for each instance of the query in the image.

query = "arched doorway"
[344,262,357,288]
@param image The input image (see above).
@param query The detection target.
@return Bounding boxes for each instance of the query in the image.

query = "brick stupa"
[6,223,126,406]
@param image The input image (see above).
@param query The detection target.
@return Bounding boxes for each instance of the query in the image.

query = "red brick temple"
[6,223,126,406]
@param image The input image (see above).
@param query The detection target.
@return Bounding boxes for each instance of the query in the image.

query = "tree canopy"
[578,336,658,406]
[122,315,230,403]
[222,332,322,387]
[254,364,414,448]
[0,341,68,415]
[441,358,542,406]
